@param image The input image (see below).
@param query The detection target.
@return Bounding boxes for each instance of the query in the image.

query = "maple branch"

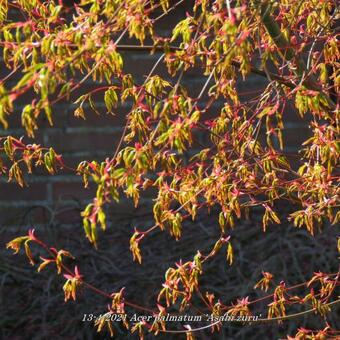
[115,44,294,89]
[257,1,336,109]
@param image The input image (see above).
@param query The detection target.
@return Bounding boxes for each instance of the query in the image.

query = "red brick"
[52,180,95,201]
[0,205,50,226]
[122,52,169,77]
[46,130,120,153]
[52,207,82,224]
[0,182,47,201]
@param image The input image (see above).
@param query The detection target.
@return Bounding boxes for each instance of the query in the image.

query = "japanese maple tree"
[2,0,339,338]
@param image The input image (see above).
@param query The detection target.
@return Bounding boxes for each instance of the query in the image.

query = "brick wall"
[0,3,311,229]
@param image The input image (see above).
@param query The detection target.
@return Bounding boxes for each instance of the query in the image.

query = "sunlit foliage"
[2,0,339,338]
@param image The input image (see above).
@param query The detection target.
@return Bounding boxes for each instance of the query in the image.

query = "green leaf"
[104,87,118,113]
